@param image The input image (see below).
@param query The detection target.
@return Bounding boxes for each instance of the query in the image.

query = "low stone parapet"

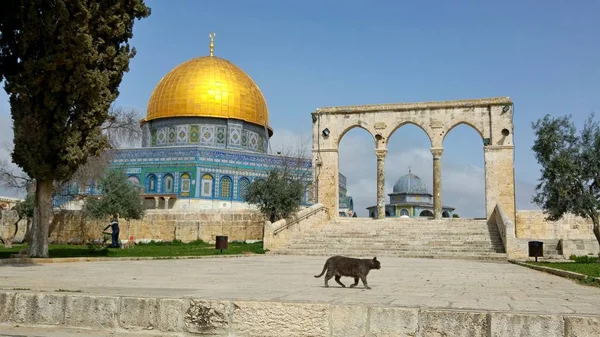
[0,291,598,336]
[263,203,329,251]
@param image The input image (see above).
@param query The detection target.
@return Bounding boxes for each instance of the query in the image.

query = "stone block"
[13,292,65,325]
[420,309,488,337]
[119,297,159,330]
[158,298,188,332]
[330,305,368,337]
[368,306,418,337]
[0,292,15,323]
[564,315,600,337]
[184,299,229,335]
[231,300,329,337]
[64,295,117,329]
[490,312,563,337]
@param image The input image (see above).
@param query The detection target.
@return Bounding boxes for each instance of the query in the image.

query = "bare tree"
[54,107,143,194]
[269,132,312,182]
[0,106,143,211]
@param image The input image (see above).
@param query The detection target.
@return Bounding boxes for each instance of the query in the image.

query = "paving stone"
[119,297,159,330]
[420,309,488,337]
[368,307,418,337]
[490,312,563,337]
[231,300,329,337]
[564,315,600,337]
[64,295,117,329]
[330,305,368,337]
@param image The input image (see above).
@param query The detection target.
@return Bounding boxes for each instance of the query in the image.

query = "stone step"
[272,218,507,260]
[270,250,507,261]
[278,245,503,252]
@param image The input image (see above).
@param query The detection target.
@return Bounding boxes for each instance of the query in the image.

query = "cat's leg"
[334,275,346,287]
[324,271,334,287]
[349,277,359,288]
[360,275,371,289]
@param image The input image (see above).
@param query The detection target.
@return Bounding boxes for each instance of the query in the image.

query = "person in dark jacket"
[103,217,120,248]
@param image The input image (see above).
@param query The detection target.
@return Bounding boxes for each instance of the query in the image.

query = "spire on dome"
[209,32,216,56]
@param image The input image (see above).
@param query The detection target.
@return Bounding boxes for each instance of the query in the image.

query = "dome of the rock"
[145,53,272,136]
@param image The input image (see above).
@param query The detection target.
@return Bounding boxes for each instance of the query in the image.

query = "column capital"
[375,149,388,160]
[430,147,443,159]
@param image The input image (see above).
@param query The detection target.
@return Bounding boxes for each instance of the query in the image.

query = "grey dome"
[393,172,429,194]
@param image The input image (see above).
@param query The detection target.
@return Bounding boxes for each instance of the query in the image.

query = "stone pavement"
[1,255,600,315]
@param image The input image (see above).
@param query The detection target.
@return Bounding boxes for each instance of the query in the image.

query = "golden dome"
[145,43,272,135]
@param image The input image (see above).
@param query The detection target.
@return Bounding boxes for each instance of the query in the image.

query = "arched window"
[164,174,174,193]
[400,209,410,216]
[147,174,157,192]
[420,210,434,217]
[238,177,250,200]
[180,173,191,197]
[201,174,214,198]
[220,176,232,198]
[128,176,140,185]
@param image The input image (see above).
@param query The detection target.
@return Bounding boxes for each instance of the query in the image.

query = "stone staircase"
[270,217,507,261]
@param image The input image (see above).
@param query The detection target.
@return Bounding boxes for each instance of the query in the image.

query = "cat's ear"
[373,257,377,261]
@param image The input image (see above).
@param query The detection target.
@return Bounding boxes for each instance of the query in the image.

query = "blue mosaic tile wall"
[141,117,269,154]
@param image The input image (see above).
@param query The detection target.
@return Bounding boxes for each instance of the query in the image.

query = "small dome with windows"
[392,169,429,195]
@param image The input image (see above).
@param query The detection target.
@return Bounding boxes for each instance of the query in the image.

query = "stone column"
[153,196,160,209]
[375,149,387,219]
[163,197,170,210]
[484,145,516,225]
[431,147,443,219]
[313,148,339,217]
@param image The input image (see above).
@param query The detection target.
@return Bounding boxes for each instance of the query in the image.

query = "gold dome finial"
[209,32,216,56]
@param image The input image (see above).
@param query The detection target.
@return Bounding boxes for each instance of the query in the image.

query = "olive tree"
[531,113,600,246]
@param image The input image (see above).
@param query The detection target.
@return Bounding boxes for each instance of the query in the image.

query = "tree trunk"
[29,179,53,258]
[592,215,600,256]
[23,218,32,244]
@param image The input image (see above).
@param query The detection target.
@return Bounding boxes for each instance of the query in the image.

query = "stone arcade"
[311,97,516,223]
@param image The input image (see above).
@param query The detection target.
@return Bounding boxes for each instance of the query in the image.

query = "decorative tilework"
[157,128,167,145]
[189,125,199,143]
[176,125,189,144]
[216,126,226,145]
[241,130,248,147]
[200,125,215,145]
[168,127,176,144]
[229,126,242,146]
[258,135,263,152]
[248,132,258,150]
[151,129,157,147]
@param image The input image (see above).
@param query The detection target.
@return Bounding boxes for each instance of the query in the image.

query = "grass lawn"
[529,262,600,278]
[0,240,265,259]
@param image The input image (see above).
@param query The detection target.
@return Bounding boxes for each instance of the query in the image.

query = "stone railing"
[493,204,514,249]
[263,203,330,251]
[492,203,529,260]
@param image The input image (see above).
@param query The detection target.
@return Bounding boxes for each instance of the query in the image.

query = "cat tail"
[314,262,328,278]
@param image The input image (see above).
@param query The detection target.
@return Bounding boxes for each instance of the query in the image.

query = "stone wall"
[495,208,599,260]
[0,210,27,245]
[1,292,599,336]
[516,210,596,240]
[49,209,265,244]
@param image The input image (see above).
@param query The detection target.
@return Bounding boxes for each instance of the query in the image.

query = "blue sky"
[1,0,599,217]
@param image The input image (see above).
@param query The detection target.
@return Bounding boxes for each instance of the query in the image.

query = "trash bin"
[215,235,228,253]
[528,241,543,261]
